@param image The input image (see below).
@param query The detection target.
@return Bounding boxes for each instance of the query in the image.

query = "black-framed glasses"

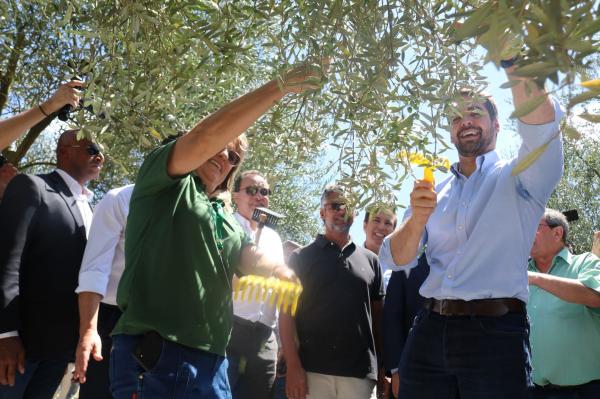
[0,154,6,168]
[324,202,348,212]
[242,186,271,196]
[63,143,102,156]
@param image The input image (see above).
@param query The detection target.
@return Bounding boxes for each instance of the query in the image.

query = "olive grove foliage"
[1,0,600,214]
[547,120,600,255]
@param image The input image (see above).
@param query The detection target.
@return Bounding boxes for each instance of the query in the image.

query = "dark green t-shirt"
[113,142,252,356]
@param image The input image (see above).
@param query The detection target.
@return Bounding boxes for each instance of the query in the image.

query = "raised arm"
[505,65,554,125]
[0,81,82,150]
[167,65,322,176]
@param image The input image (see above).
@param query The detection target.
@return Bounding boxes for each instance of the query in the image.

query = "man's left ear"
[554,226,564,241]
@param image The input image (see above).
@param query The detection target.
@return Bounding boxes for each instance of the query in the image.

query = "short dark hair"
[364,203,397,227]
[233,170,266,192]
[456,89,498,123]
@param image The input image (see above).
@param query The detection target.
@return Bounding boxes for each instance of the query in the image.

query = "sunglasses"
[63,143,102,156]
[0,154,6,168]
[242,186,271,196]
[324,202,348,212]
[227,149,241,166]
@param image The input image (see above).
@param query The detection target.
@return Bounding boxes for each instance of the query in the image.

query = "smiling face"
[195,145,238,195]
[450,97,499,158]
[364,210,396,253]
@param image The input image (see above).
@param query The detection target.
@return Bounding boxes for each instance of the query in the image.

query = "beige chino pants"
[306,372,376,399]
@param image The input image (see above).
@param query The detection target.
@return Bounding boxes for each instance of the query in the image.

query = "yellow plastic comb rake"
[235,275,303,316]
[403,152,450,185]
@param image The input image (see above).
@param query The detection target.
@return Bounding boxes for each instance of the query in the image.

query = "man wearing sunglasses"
[528,208,600,398]
[0,129,104,398]
[228,170,283,399]
[280,184,384,399]
[0,154,18,203]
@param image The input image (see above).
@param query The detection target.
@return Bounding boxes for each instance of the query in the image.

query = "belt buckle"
[439,299,450,316]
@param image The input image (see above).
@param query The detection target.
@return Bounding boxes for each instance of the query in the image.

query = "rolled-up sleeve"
[75,189,126,297]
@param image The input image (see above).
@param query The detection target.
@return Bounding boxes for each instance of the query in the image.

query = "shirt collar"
[450,150,500,178]
[316,233,355,251]
[554,247,572,265]
[55,169,93,202]
[234,212,253,235]
[528,246,571,271]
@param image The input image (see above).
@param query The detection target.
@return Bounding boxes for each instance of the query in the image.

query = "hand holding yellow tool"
[404,152,450,185]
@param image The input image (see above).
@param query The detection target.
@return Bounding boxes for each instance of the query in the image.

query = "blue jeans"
[110,334,231,399]
[0,358,68,399]
[531,379,600,399]
[398,308,532,399]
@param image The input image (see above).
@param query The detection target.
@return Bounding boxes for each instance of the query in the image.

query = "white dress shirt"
[55,168,94,237]
[232,212,285,328]
[75,185,133,306]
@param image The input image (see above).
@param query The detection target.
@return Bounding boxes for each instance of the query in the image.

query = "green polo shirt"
[528,248,600,386]
[114,141,252,356]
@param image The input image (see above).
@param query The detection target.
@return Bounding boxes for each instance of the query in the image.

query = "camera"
[57,75,90,121]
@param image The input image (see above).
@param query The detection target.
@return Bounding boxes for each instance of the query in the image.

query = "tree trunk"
[0,16,26,114]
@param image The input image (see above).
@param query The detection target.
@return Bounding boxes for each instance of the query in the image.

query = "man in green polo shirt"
[109,64,324,399]
[528,208,600,398]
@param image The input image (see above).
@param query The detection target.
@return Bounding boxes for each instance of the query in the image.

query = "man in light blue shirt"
[379,62,563,399]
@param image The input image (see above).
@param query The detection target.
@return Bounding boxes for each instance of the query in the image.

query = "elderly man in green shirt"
[528,208,600,398]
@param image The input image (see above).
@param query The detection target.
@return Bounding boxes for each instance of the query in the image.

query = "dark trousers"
[0,358,69,399]
[398,308,532,399]
[79,303,121,399]
[227,316,277,399]
[531,379,600,399]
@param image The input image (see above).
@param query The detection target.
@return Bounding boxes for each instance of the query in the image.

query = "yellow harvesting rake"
[234,275,303,316]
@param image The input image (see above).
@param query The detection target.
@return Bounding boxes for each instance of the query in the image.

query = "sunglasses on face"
[63,143,102,156]
[242,186,271,196]
[324,202,348,212]
[225,148,241,166]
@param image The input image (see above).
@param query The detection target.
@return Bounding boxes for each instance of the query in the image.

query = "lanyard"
[210,200,226,251]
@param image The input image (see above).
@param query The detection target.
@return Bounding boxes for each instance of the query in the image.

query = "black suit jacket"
[382,254,429,373]
[0,171,88,360]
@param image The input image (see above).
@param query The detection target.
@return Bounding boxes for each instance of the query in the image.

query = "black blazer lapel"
[44,171,86,233]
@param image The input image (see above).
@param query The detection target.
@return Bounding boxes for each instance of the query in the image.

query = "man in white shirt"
[228,170,284,399]
[0,129,104,398]
[73,184,133,399]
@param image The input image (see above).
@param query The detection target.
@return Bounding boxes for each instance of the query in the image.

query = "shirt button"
[448,274,453,279]
[458,225,463,230]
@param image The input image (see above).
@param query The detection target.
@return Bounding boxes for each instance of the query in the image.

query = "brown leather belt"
[424,298,525,317]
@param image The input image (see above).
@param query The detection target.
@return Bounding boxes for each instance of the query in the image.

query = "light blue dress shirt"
[380,97,564,302]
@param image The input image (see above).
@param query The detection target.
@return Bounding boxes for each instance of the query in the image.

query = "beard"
[326,220,352,234]
[454,127,495,157]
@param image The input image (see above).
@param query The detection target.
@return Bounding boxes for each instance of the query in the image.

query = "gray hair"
[543,208,569,243]
[320,184,346,207]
